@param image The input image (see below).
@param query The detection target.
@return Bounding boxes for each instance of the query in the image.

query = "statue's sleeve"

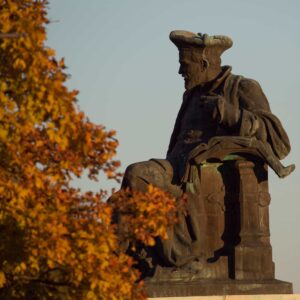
[237,78,291,159]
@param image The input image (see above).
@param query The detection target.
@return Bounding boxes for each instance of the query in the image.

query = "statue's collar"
[183,66,232,99]
[208,65,232,92]
[191,65,232,94]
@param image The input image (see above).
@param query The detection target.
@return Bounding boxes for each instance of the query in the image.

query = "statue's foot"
[170,256,228,279]
[150,257,228,281]
[278,164,295,178]
[181,258,205,274]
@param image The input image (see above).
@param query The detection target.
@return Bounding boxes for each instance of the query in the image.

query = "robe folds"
[121,66,292,270]
[166,66,291,185]
[159,66,291,268]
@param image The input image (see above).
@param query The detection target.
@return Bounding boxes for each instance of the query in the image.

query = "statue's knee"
[125,162,144,179]
[122,162,148,189]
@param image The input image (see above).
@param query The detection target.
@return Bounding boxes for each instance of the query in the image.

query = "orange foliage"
[0,0,178,299]
[110,185,180,248]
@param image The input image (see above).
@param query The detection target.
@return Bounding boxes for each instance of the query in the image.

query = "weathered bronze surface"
[118,30,295,296]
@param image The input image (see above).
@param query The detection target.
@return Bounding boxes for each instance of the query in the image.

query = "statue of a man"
[120,31,294,277]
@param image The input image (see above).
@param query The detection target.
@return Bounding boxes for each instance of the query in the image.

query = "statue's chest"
[179,93,219,143]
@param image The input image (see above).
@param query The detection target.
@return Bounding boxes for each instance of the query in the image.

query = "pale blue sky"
[47,0,300,293]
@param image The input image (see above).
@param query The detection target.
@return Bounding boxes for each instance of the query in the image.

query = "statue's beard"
[184,75,207,90]
[184,79,194,90]
[184,67,221,90]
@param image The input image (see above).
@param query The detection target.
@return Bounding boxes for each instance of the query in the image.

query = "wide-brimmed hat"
[170,30,233,56]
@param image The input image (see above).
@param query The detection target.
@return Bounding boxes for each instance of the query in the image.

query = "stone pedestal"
[144,157,293,298]
[145,279,293,298]
[149,295,300,300]
[234,160,274,280]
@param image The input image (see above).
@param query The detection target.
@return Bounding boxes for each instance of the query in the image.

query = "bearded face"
[178,48,219,90]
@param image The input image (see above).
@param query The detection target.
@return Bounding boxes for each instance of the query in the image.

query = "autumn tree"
[0,1,178,299]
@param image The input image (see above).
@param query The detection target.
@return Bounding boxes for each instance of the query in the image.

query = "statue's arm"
[237,78,270,140]
[218,78,291,159]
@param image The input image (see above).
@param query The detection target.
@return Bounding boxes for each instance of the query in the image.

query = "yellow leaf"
[13,58,26,70]
[20,262,26,271]
[0,128,8,140]
[0,271,6,288]
[86,291,96,300]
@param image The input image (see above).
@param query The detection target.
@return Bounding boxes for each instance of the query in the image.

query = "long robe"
[167,66,291,182]
[158,66,292,267]
[121,66,292,271]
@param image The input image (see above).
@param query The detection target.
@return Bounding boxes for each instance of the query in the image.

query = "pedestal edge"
[145,279,293,298]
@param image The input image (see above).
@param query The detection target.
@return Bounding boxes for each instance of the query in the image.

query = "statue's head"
[170,31,233,90]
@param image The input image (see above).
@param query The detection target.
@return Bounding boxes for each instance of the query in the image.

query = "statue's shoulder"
[222,72,243,95]
[224,72,266,101]
[227,73,270,109]
[228,73,262,92]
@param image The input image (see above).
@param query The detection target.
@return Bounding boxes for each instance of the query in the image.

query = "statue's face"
[178,48,207,90]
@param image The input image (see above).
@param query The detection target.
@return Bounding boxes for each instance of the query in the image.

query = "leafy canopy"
[0,1,178,299]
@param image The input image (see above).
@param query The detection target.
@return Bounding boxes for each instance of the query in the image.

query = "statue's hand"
[199,95,241,128]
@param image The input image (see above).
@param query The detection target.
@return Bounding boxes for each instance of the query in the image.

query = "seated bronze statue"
[117,30,295,296]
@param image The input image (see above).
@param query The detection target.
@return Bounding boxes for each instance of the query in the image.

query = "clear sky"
[47,0,300,293]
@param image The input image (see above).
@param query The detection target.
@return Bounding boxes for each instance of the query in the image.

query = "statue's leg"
[118,159,220,275]
[121,160,204,268]
[121,159,182,198]
[117,159,185,273]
